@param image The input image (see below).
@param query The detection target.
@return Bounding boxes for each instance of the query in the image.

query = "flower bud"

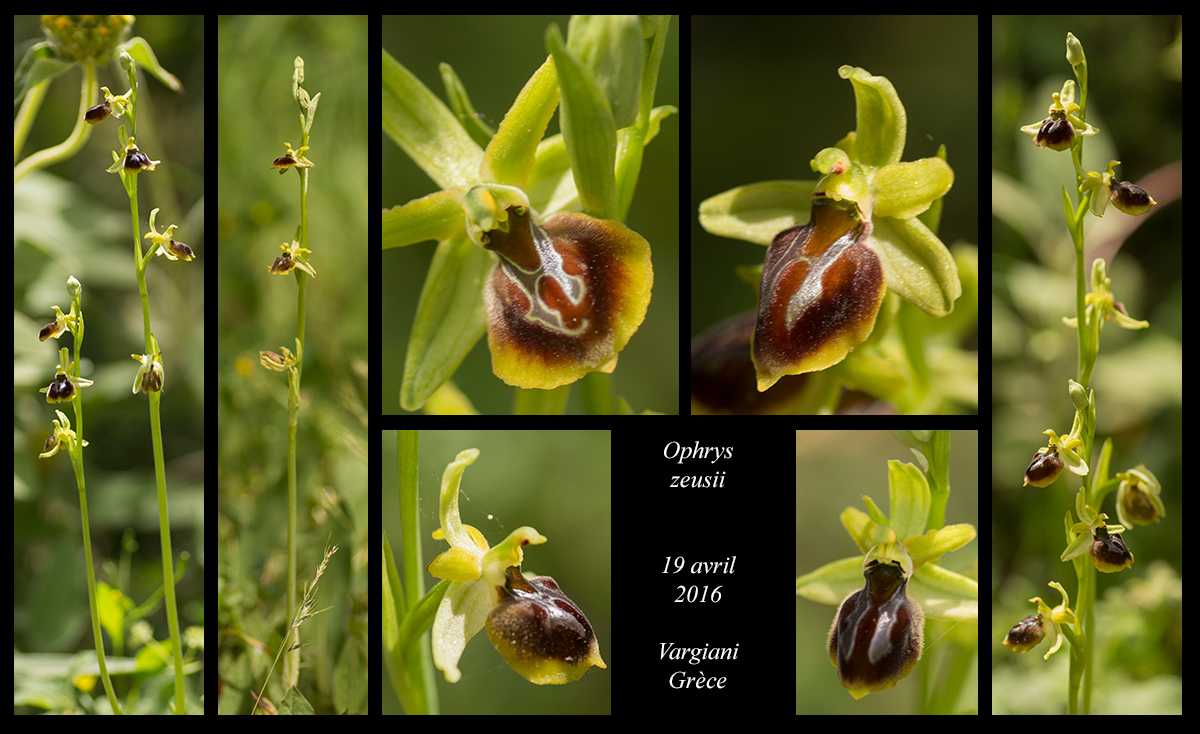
[1066,32,1087,70]
[566,15,644,129]
[486,566,606,685]
[827,559,923,699]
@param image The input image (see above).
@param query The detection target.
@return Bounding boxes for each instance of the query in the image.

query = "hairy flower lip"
[485,566,606,685]
[828,559,923,699]
[483,206,652,389]
[752,195,884,390]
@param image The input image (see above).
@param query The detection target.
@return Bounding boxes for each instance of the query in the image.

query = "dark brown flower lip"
[828,559,923,697]
[483,206,652,388]
[752,194,884,389]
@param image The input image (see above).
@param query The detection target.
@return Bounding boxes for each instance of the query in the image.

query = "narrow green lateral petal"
[872,157,954,219]
[481,55,560,188]
[382,188,467,249]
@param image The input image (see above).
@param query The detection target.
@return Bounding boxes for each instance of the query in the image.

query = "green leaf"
[121,37,182,92]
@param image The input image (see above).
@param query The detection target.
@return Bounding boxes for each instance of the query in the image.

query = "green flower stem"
[66,305,122,714]
[396,430,440,715]
[285,412,298,688]
[284,80,312,690]
[149,390,186,713]
[1065,62,1097,716]
[125,84,186,717]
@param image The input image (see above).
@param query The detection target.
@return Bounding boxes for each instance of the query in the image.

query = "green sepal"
[838,65,906,167]
[872,156,954,219]
[382,49,483,191]
[697,180,819,245]
[481,55,560,188]
[546,23,618,220]
[887,459,931,540]
[399,242,490,411]
[903,523,977,568]
[869,215,961,317]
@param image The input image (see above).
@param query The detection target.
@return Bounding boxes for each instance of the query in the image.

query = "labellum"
[486,565,606,685]
[828,559,923,699]
[1024,447,1065,487]
[270,154,297,174]
[752,195,885,391]
[1090,525,1134,573]
[84,101,112,125]
[123,144,155,172]
[1002,614,1046,653]
[481,207,652,389]
[45,371,76,403]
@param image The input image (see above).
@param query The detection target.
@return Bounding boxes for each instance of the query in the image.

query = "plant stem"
[127,109,186,717]
[284,112,311,692]
[149,390,186,713]
[67,309,122,714]
[396,430,440,714]
[285,401,298,687]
